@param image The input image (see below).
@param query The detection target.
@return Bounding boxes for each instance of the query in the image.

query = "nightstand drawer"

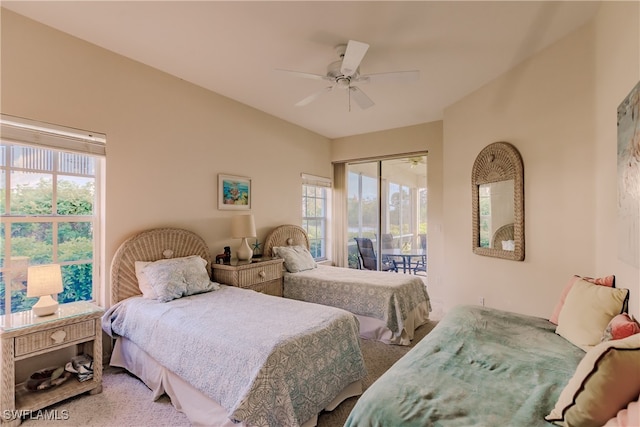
[15,319,95,357]
[237,263,281,287]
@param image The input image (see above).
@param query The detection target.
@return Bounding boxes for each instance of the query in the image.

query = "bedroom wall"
[1,9,332,307]
[442,1,640,319]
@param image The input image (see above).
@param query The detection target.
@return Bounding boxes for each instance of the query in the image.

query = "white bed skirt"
[110,337,362,427]
[357,300,430,345]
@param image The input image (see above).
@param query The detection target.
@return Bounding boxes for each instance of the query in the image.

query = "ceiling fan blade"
[275,69,330,81]
[295,86,333,107]
[349,86,375,110]
[341,40,369,77]
[355,70,420,84]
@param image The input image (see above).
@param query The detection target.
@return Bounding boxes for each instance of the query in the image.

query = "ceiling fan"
[277,40,419,110]
[405,156,426,168]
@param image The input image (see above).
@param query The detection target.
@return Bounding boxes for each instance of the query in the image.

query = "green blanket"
[345,305,585,427]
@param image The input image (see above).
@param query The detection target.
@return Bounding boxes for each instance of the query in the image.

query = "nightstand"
[212,258,284,297]
[0,301,104,426]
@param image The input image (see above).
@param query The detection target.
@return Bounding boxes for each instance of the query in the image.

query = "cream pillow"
[556,279,629,350]
[272,245,317,273]
[546,334,640,427]
[135,261,159,299]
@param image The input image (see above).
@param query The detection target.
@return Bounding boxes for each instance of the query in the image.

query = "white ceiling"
[3,1,600,139]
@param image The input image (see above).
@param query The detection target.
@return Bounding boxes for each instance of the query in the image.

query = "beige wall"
[442,1,639,318]
[2,4,638,320]
[1,10,331,306]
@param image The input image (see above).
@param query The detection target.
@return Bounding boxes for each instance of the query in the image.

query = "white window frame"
[301,173,331,261]
[1,114,105,315]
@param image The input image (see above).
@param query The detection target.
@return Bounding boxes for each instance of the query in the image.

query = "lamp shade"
[231,214,256,238]
[27,264,63,316]
[27,264,63,297]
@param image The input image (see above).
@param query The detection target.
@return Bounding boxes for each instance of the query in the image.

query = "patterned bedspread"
[345,305,585,427]
[283,265,431,335]
[102,286,366,427]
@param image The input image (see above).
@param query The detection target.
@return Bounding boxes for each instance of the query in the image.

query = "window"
[1,115,105,315]
[301,174,331,261]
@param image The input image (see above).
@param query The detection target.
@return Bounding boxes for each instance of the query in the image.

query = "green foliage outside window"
[0,151,96,315]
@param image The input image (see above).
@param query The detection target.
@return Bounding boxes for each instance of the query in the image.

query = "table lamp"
[27,264,63,316]
[231,214,256,261]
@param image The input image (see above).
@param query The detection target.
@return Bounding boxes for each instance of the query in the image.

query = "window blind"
[0,114,106,156]
[301,173,331,188]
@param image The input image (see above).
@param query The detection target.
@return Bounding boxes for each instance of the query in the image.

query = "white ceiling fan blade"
[275,69,330,81]
[295,86,333,107]
[341,40,369,77]
[349,86,374,110]
[355,70,420,84]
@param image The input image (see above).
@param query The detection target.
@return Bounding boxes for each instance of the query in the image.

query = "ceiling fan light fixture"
[336,78,350,89]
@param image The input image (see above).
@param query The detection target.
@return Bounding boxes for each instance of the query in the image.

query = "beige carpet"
[20,321,438,427]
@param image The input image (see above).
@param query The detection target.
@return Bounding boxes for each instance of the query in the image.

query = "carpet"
[20,321,438,427]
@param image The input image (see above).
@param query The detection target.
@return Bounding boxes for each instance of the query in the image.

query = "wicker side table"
[1,302,103,426]
[212,258,284,297]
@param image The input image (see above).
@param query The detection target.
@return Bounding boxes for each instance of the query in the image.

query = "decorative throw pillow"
[604,395,640,427]
[272,245,317,273]
[555,279,628,350]
[602,314,640,342]
[139,255,218,302]
[143,263,189,302]
[546,334,640,427]
[549,274,615,325]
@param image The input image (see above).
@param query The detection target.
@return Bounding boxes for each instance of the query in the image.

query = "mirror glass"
[472,142,524,261]
[478,180,514,250]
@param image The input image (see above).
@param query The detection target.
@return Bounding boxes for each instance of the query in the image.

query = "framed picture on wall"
[218,174,252,210]
[617,81,640,267]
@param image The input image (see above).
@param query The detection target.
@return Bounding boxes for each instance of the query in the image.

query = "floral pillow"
[272,245,317,273]
[602,314,640,342]
[140,255,219,302]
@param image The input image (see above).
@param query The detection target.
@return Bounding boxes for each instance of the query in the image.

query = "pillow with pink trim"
[549,274,615,325]
[602,313,640,342]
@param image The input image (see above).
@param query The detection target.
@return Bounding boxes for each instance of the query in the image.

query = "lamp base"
[236,238,254,261]
[32,295,59,317]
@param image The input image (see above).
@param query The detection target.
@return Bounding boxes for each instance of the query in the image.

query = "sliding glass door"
[346,155,427,272]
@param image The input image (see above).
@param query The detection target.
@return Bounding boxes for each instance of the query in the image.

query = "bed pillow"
[549,274,615,325]
[140,255,218,302]
[602,314,640,342]
[604,395,640,426]
[545,333,640,427]
[555,279,628,350]
[135,261,159,299]
[272,245,317,273]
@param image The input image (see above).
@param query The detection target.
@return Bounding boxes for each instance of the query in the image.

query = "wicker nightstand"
[0,302,103,426]
[212,258,284,297]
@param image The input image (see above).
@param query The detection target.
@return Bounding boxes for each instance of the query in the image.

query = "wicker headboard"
[263,225,310,258]
[492,223,515,249]
[110,228,211,304]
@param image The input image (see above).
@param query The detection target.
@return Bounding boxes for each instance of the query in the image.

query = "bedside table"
[0,301,104,426]
[212,258,284,297]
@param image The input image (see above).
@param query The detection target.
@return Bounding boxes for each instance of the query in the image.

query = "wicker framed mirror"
[472,142,524,261]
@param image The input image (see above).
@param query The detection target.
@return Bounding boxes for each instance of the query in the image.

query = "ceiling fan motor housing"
[327,60,358,89]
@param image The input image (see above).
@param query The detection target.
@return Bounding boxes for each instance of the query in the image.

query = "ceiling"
[2,1,601,139]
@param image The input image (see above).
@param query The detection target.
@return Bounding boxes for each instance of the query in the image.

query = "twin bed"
[103,228,367,427]
[263,224,432,345]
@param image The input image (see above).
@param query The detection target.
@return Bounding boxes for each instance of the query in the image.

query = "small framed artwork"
[218,174,252,210]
